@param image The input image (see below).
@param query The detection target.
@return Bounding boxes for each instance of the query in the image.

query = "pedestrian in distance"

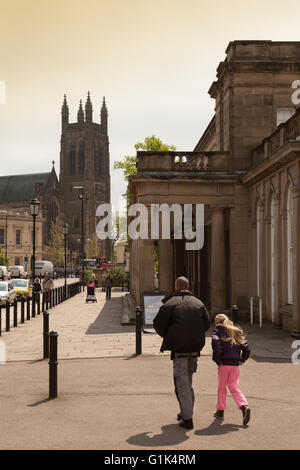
[105,272,112,300]
[153,276,211,430]
[212,313,251,426]
[42,273,54,302]
[32,277,41,302]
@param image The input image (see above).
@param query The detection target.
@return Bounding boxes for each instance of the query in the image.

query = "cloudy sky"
[1,0,300,208]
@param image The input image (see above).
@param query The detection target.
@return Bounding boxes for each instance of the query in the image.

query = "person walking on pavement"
[212,313,251,425]
[153,276,211,430]
[42,273,54,302]
[32,277,41,303]
[105,272,112,300]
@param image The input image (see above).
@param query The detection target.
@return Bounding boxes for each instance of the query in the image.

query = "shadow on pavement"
[127,424,190,447]
[27,398,55,407]
[85,297,135,335]
[195,419,246,436]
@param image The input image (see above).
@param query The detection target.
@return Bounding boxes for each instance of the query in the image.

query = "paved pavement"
[0,285,295,362]
[0,287,299,450]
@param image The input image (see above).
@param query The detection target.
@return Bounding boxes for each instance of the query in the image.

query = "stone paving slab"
[0,286,295,363]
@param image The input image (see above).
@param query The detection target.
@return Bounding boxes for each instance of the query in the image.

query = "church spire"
[101,96,108,133]
[85,91,93,123]
[77,99,84,123]
[61,94,69,130]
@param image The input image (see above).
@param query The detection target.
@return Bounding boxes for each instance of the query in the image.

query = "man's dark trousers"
[173,353,198,420]
[106,287,111,299]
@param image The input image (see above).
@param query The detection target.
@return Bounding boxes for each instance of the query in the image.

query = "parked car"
[0,266,10,281]
[0,281,16,305]
[10,279,32,300]
[8,265,28,279]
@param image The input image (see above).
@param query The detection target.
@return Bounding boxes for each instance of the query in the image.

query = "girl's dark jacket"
[153,290,211,358]
[211,325,250,366]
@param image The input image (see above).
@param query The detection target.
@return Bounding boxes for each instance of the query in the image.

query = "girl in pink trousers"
[211,314,251,425]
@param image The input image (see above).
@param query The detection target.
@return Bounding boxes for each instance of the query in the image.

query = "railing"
[0,281,81,336]
[253,107,300,166]
[136,151,229,173]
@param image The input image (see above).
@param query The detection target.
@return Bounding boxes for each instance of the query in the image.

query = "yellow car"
[10,279,33,300]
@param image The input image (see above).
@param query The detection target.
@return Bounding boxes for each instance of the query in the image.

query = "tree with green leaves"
[0,244,9,266]
[113,135,176,181]
[85,233,101,259]
[44,217,66,267]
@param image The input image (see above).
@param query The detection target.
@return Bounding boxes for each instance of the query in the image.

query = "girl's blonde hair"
[214,313,246,345]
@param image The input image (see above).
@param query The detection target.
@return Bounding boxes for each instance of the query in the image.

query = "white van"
[8,265,28,279]
[35,261,54,277]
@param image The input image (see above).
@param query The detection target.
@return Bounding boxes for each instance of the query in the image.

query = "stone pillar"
[137,239,155,305]
[272,195,281,328]
[291,185,300,337]
[211,207,226,314]
[159,239,174,294]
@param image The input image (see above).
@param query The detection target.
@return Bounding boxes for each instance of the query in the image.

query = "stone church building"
[129,41,300,337]
[0,93,111,265]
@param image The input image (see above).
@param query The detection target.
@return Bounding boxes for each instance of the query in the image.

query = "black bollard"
[232,305,239,325]
[21,298,25,323]
[13,299,18,327]
[37,293,41,315]
[0,307,2,336]
[26,297,30,320]
[46,291,49,310]
[43,311,50,359]
[135,306,142,355]
[42,292,45,312]
[32,295,36,318]
[6,303,10,331]
[49,331,58,399]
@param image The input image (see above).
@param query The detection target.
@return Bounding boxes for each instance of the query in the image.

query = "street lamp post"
[62,223,69,298]
[73,186,88,287]
[0,210,8,263]
[29,199,40,281]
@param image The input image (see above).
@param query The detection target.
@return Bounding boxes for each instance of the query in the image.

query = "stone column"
[158,239,174,295]
[211,207,226,314]
[291,185,300,337]
[137,239,155,305]
[273,195,281,329]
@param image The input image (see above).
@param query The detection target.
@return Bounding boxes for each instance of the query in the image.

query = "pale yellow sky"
[1,0,300,207]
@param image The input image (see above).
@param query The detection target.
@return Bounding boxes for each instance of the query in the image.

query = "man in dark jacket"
[105,273,112,299]
[153,276,211,430]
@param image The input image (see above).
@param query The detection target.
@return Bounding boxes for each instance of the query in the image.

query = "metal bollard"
[13,299,18,327]
[49,331,58,399]
[232,305,239,324]
[37,293,41,315]
[136,306,142,355]
[46,291,49,310]
[21,298,25,323]
[6,303,10,331]
[43,311,50,359]
[32,295,36,318]
[27,297,30,320]
[0,307,2,336]
[42,292,45,312]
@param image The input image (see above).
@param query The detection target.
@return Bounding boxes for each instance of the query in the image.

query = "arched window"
[69,142,76,176]
[78,141,85,175]
[97,144,102,176]
[287,186,293,304]
[256,204,261,297]
[73,217,80,230]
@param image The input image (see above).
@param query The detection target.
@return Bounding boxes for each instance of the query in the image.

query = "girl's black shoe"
[213,410,224,420]
[241,406,251,425]
[178,419,193,430]
[177,413,183,421]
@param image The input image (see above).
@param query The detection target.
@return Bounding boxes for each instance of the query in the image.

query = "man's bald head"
[175,276,189,291]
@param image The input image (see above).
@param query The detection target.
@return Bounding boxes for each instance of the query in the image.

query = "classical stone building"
[0,208,43,269]
[129,40,300,337]
[0,93,111,263]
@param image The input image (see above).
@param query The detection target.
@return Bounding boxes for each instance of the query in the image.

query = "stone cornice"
[242,141,300,186]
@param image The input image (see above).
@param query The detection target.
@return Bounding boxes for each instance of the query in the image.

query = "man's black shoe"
[178,419,193,430]
[177,413,183,421]
[213,410,224,420]
[241,406,251,425]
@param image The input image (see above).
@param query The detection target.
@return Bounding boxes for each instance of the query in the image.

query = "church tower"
[59,93,111,259]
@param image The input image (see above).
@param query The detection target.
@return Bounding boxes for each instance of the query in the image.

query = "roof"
[0,172,51,203]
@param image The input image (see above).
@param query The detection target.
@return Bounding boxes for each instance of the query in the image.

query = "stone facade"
[0,208,43,270]
[59,93,111,259]
[129,40,300,337]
